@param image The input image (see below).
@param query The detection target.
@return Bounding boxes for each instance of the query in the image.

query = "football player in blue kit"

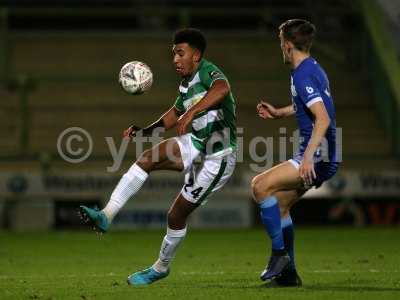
[253,19,340,286]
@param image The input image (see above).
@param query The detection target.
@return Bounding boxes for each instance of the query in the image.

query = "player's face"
[279,32,292,65]
[172,43,201,77]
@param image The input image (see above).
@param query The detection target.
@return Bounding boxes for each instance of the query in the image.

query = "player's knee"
[251,176,262,201]
[167,210,175,226]
[279,204,290,218]
[251,175,274,202]
[167,209,184,228]
[136,149,155,172]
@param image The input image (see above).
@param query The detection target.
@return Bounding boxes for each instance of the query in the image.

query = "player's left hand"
[299,157,316,186]
[176,110,195,136]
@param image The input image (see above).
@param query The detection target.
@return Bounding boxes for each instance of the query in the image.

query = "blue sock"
[259,196,284,251]
[281,215,296,270]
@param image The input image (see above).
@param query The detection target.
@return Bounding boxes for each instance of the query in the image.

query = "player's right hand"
[257,101,279,119]
[123,125,141,138]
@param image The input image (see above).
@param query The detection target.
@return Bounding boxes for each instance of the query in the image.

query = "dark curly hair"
[173,28,207,56]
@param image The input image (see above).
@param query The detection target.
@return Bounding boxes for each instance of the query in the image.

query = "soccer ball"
[119,61,153,95]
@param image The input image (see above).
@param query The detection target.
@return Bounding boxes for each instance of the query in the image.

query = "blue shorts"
[289,155,339,189]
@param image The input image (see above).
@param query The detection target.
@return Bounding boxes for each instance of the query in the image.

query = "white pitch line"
[307,269,400,273]
[0,273,120,280]
[310,270,351,273]
[0,269,399,281]
[181,271,226,275]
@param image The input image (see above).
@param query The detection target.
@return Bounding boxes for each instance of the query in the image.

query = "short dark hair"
[173,28,207,56]
[279,19,316,52]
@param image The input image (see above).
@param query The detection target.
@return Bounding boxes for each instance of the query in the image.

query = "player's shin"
[259,196,285,252]
[102,163,149,221]
[152,226,187,273]
[282,215,296,270]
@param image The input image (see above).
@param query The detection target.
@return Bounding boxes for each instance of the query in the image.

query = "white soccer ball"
[119,61,153,94]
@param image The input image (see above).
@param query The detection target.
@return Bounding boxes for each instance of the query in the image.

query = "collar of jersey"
[291,56,313,75]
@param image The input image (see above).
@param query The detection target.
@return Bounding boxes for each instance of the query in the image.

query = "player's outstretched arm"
[123,106,179,138]
[257,101,295,119]
[300,101,331,185]
[176,79,230,135]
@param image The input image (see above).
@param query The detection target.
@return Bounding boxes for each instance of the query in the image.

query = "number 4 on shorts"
[184,179,203,199]
[190,187,203,199]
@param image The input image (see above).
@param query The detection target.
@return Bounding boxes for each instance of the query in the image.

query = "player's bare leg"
[251,161,304,281]
[252,161,303,202]
[79,138,183,233]
[166,193,198,229]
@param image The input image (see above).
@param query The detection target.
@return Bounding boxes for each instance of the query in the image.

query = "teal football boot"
[127,267,169,286]
[78,205,110,233]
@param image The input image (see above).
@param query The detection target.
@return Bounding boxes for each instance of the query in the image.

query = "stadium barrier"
[0,171,252,231]
[1,170,400,231]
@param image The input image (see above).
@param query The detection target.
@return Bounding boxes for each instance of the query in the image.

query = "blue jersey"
[290,57,338,163]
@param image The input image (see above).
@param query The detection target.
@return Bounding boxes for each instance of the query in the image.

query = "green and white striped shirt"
[174,59,237,156]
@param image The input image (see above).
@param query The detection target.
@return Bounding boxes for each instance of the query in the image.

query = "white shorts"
[174,134,236,205]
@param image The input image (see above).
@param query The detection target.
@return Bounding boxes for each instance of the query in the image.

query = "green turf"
[0,228,399,300]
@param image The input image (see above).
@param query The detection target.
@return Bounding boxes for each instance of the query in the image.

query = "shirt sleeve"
[295,76,323,108]
[199,65,228,89]
[174,94,185,112]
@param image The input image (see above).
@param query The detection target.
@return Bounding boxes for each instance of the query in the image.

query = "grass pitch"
[0,228,399,300]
